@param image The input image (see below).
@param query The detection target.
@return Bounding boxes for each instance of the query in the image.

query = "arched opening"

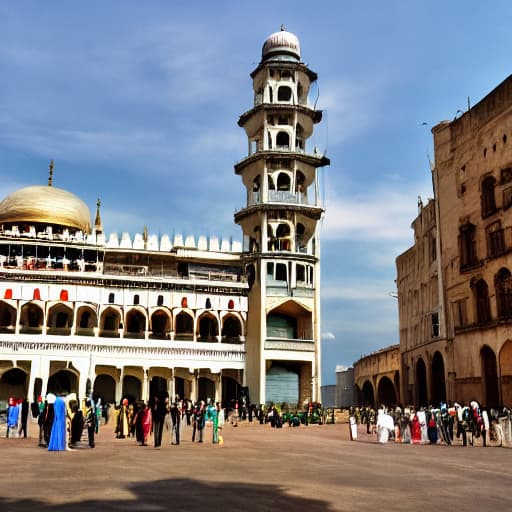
[175,312,193,341]
[277,85,292,102]
[47,304,73,335]
[431,351,447,404]
[295,123,304,150]
[150,310,171,339]
[296,223,306,251]
[0,301,16,333]
[265,364,299,406]
[100,308,121,337]
[77,307,97,335]
[0,368,27,401]
[252,175,261,203]
[19,303,44,333]
[361,381,374,406]
[125,309,146,338]
[174,377,185,400]
[122,375,141,404]
[377,376,396,407]
[198,314,218,342]
[47,369,78,396]
[93,374,116,404]
[276,173,291,191]
[222,376,241,409]
[499,340,512,406]
[495,268,512,318]
[475,279,491,324]
[198,377,215,403]
[481,345,499,408]
[276,131,290,150]
[150,376,168,401]
[276,223,291,251]
[416,358,428,407]
[221,315,242,343]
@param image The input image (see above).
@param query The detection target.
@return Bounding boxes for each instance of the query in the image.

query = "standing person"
[48,396,67,451]
[152,396,167,448]
[170,400,181,445]
[18,398,29,438]
[193,401,205,443]
[42,395,56,446]
[69,402,84,447]
[115,399,130,438]
[6,397,19,438]
[213,402,225,444]
[141,401,152,446]
[94,398,102,434]
[85,399,96,448]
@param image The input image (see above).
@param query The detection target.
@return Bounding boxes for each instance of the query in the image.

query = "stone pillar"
[27,360,37,402]
[168,369,175,401]
[115,368,124,404]
[142,368,149,402]
[215,372,222,403]
[190,371,197,403]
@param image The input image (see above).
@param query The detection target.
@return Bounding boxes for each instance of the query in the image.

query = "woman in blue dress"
[48,396,67,451]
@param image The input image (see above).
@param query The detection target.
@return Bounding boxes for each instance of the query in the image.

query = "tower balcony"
[234,149,330,174]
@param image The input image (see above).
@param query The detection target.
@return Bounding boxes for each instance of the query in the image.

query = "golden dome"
[0,185,92,233]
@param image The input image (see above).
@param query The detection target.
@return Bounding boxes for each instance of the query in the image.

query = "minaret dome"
[262,27,301,62]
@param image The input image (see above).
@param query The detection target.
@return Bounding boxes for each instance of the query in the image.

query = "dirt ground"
[0,420,511,511]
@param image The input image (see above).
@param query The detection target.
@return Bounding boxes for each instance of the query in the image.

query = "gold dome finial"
[94,197,103,234]
[48,160,54,187]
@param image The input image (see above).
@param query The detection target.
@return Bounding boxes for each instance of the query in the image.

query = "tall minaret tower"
[234,28,329,406]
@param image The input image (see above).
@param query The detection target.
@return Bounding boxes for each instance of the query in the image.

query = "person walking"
[152,396,167,448]
[85,399,96,448]
[170,400,182,445]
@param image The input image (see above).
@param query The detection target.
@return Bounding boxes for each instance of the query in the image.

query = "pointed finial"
[94,197,103,234]
[280,24,285,31]
[48,160,54,187]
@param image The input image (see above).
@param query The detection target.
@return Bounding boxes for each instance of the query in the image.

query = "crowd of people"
[350,401,510,446]
[112,397,225,448]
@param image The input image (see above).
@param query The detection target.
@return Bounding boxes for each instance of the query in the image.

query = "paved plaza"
[1,420,511,511]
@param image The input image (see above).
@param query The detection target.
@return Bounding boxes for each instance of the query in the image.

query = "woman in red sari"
[142,401,152,446]
[411,412,422,444]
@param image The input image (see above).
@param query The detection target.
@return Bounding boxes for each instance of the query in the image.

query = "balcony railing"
[264,338,315,352]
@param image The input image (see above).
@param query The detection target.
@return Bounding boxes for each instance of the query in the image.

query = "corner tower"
[235,28,329,406]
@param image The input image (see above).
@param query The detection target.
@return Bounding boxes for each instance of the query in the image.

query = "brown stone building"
[356,75,512,408]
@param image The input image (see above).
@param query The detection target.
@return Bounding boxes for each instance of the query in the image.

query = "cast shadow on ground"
[0,477,336,512]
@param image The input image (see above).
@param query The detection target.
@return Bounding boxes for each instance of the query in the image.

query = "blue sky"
[2,2,512,384]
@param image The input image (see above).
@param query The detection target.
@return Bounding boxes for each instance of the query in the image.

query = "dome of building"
[262,28,301,62]
[0,185,92,233]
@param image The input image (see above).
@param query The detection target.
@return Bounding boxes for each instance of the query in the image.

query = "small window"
[4,289,12,300]
[431,312,439,338]
[60,289,68,301]
[277,86,292,101]
[181,297,188,308]
[108,292,115,304]
[206,298,212,309]
[228,299,234,310]
[275,263,287,281]
[157,295,164,307]
[296,264,306,283]
[133,294,140,305]
[33,288,41,301]
[267,262,274,277]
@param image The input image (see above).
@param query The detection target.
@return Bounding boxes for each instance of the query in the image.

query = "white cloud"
[321,180,432,244]
[322,332,335,340]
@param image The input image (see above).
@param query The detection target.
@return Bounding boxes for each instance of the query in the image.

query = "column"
[115,368,124,404]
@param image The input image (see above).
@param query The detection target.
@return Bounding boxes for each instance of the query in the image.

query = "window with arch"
[252,175,261,203]
[277,173,291,191]
[198,314,218,342]
[277,85,292,102]
[296,223,306,251]
[222,315,242,342]
[175,311,193,339]
[459,223,478,269]
[108,292,115,304]
[481,176,497,218]
[133,294,140,305]
[181,297,188,308]
[474,279,491,324]
[487,221,505,258]
[157,295,164,307]
[496,268,512,318]
[276,132,290,149]
[60,289,68,301]
[33,288,41,301]
[296,123,304,150]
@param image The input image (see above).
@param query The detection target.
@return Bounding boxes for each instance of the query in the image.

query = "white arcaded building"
[0,28,329,408]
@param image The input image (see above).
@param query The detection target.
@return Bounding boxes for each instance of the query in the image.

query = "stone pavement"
[1,420,511,511]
